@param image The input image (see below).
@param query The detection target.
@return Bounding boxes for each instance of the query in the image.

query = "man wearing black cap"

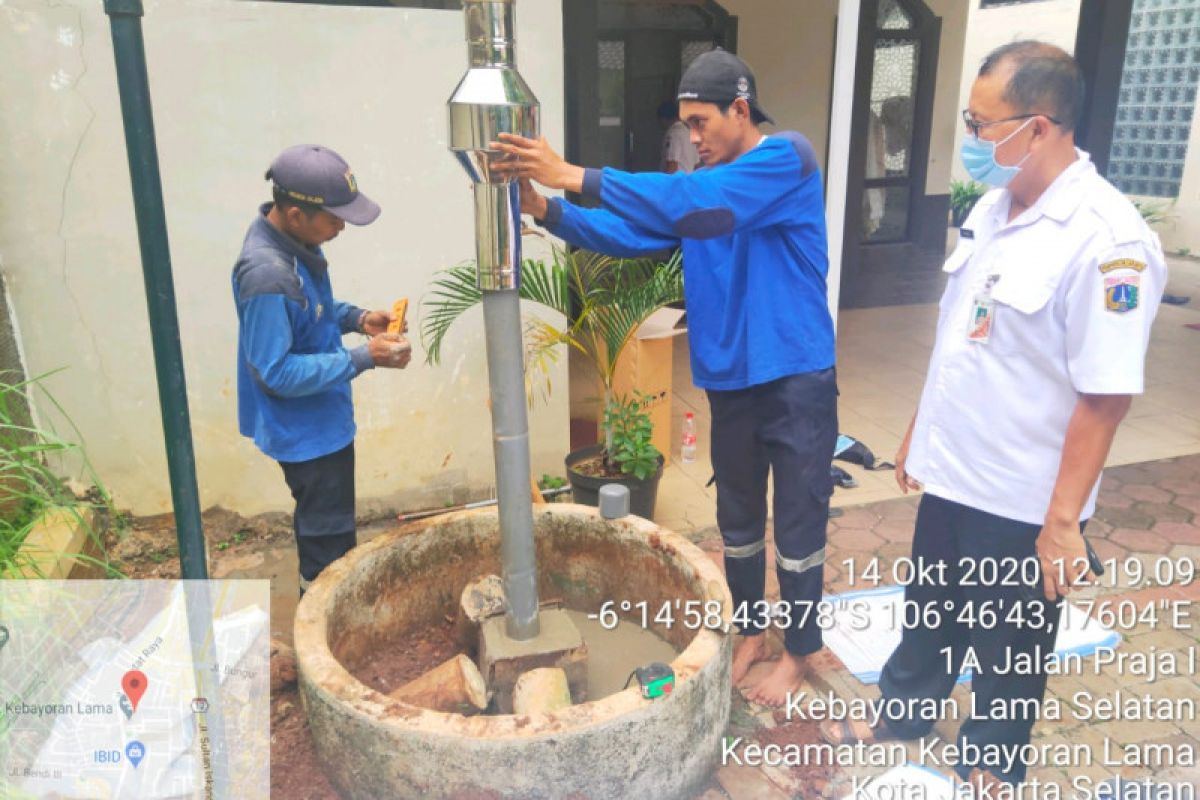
[232,144,411,595]
[495,50,837,706]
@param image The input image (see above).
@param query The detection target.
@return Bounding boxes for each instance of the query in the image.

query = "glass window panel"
[865,39,918,178]
[877,0,913,30]
[1110,0,1200,198]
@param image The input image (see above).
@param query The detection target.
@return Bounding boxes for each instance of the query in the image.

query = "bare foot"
[743,651,807,707]
[731,634,769,687]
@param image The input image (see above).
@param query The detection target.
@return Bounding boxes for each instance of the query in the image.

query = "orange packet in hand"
[387,298,408,334]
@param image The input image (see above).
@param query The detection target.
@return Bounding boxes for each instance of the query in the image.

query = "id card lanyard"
[967,272,1001,343]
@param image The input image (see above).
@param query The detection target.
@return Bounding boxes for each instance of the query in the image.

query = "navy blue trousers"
[879,494,1067,784]
[279,442,358,591]
[707,368,838,656]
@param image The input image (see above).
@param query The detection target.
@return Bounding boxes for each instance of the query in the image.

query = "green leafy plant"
[949,178,987,227]
[422,246,683,477]
[603,392,661,480]
[0,374,116,579]
[538,473,566,491]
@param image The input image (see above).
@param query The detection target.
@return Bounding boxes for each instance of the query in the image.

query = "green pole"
[104,0,207,579]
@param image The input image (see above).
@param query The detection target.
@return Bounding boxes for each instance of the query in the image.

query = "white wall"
[926,0,969,196]
[0,0,568,516]
[721,0,838,167]
[952,0,1082,183]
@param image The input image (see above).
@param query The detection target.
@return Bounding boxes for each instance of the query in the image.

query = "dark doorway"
[564,0,737,178]
[839,0,946,309]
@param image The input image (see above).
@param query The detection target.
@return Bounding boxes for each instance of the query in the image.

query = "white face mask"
[960,117,1035,188]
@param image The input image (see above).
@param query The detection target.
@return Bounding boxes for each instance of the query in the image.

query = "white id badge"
[967,293,995,343]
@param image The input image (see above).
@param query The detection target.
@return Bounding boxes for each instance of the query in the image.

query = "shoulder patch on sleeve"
[1104,273,1140,312]
[1099,258,1146,274]
[773,131,819,177]
[235,250,305,305]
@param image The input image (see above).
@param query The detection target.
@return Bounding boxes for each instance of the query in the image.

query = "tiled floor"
[654,256,1200,533]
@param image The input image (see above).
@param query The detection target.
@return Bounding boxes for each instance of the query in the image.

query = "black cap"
[266,144,381,226]
[677,49,773,125]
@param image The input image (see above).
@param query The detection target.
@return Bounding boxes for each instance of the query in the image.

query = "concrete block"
[480,609,588,712]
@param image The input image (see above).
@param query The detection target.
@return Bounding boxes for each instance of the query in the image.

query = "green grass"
[0,374,118,579]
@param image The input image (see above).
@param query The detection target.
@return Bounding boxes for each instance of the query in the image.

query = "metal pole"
[482,289,539,640]
[103,0,207,580]
[102,7,231,794]
[449,0,541,640]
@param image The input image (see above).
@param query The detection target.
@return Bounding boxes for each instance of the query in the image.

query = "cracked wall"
[0,0,569,515]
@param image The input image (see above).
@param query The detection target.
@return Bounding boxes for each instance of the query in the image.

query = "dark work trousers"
[706,368,838,656]
[279,442,358,594]
[879,494,1070,785]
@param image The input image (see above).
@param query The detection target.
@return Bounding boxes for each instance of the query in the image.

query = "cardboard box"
[602,308,687,461]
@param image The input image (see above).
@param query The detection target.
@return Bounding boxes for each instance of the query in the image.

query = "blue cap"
[266,144,381,225]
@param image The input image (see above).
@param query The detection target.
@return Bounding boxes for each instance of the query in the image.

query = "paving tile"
[1122,484,1176,504]
[1133,501,1194,525]
[1158,478,1200,497]
[1090,538,1130,565]
[1110,527,1173,554]
[1152,520,1200,545]
[1174,495,1200,515]
[828,529,885,553]
[1095,507,1157,530]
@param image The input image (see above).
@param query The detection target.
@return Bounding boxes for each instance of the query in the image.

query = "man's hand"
[1036,517,1089,601]
[894,415,922,494]
[362,310,406,336]
[518,178,548,221]
[491,134,585,193]
[368,333,412,369]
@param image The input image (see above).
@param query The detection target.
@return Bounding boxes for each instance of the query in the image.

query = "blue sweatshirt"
[231,205,374,462]
[543,133,835,391]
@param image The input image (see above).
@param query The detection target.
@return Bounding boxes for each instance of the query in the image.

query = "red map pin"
[122,670,148,712]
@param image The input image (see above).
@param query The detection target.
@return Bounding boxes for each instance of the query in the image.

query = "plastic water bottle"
[681,412,697,463]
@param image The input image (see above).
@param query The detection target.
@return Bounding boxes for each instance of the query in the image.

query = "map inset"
[0,580,270,799]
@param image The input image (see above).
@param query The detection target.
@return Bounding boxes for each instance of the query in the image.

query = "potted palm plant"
[949,178,987,228]
[422,246,683,519]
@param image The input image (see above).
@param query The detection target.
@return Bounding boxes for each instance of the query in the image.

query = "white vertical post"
[825,0,862,327]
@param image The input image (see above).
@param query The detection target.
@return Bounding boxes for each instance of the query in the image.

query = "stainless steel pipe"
[448,0,540,639]
[448,0,539,292]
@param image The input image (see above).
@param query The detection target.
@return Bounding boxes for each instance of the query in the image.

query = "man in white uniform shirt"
[658,101,701,174]
[822,42,1165,790]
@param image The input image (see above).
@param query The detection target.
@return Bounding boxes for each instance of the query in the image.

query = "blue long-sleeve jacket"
[232,206,374,462]
[543,133,836,390]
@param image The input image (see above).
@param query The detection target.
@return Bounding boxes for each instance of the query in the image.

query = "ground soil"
[349,619,463,696]
[759,714,840,791]
[569,453,632,479]
[108,505,294,579]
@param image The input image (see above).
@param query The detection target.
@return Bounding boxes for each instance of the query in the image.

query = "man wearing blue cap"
[232,144,411,595]
[495,49,837,707]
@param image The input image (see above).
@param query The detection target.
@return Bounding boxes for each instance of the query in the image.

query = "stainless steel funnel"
[448,0,540,641]
[448,0,540,291]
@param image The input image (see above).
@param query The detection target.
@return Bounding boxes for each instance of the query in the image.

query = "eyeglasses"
[961,109,1061,138]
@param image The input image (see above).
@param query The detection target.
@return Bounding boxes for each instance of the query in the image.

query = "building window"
[1110,0,1200,198]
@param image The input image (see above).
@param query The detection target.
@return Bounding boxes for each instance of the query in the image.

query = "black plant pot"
[565,444,664,521]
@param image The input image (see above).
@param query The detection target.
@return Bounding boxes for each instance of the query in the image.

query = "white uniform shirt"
[906,152,1166,525]
[662,121,701,174]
